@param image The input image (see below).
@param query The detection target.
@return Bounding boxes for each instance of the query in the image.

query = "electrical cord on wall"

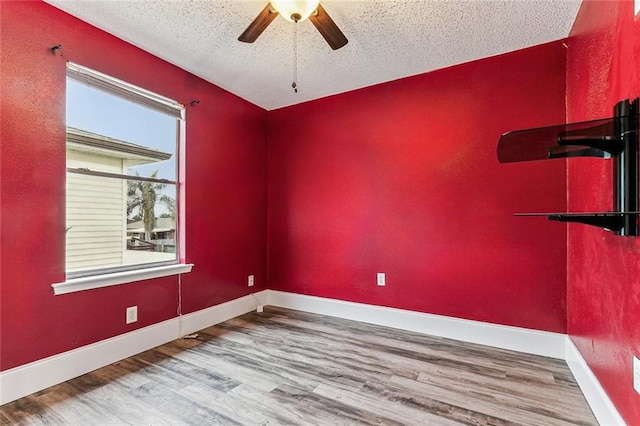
[178,276,262,340]
[177,273,198,339]
[251,293,264,313]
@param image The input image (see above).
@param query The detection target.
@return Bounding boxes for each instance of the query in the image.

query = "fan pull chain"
[292,21,298,93]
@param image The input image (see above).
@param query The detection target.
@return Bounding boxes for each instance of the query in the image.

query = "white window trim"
[65,62,187,281]
[66,62,184,118]
[52,263,193,295]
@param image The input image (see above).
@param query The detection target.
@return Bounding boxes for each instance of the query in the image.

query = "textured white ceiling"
[44,0,582,111]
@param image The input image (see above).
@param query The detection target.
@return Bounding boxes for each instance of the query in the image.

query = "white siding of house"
[66,150,124,272]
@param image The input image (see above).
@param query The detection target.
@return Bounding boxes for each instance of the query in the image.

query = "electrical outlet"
[248,275,254,287]
[634,356,640,395]
[377,272,385,286]
[126,306,138,324]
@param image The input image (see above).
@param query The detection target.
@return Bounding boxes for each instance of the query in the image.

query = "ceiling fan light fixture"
[270,0,320,22]
[239,1,348,51]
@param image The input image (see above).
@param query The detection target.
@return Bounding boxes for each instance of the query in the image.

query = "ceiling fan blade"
[309,4,348,50]
[238,3,279,43]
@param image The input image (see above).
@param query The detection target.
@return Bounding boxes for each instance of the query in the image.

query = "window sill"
[52,263,194,295]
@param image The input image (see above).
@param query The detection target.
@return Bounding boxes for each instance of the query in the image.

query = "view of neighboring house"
[66,127,174,273]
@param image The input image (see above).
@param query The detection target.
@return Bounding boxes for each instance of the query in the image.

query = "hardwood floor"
[1,307,598,425]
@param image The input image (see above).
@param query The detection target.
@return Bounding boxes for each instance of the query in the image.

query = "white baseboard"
[262,290,566,359]
[565,338,627,426]
[1,289,626,426]
[0,291,266,405]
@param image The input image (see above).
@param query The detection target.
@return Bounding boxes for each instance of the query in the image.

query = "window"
[65,63,184,278]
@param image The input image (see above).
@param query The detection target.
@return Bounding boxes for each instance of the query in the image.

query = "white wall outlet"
[634,355,640,395]
[126,306,138,324]
[248,275,254,287]
[377,272,385,286]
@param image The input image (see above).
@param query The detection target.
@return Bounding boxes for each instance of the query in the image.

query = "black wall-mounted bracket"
[497,98,639,236]
[514,212,638,233]
[612,99,639,235]
[548,213,624,232]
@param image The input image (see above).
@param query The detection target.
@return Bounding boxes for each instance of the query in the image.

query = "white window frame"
[53,63,192,295]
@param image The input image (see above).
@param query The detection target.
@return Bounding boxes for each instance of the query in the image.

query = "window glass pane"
[66,70,180,275]
[126,180,177,262]
[66,172,128,273]
[66,78,177,181]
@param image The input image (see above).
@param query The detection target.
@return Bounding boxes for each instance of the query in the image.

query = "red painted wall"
[566,0,640,423]
[267,43,568,332]
[0,1,267,371]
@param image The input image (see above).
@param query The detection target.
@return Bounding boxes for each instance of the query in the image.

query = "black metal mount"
[497,98,639,236]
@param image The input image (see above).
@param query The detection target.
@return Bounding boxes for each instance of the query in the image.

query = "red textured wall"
[0,1,267,371]
[267,42,568,332]
[566,0,640,423]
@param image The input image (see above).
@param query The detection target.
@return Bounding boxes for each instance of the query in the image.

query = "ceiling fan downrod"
[292,20,298,93]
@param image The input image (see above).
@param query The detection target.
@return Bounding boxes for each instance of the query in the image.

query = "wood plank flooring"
[1,307,598,425]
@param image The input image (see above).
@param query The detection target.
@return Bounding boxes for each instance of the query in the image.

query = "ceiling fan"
[238,0,348,50]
